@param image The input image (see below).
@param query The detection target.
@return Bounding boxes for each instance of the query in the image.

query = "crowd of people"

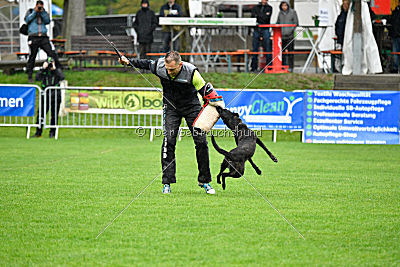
[23,0,400,79]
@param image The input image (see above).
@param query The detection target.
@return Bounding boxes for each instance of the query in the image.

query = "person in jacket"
[25,1,60,83]
[335,0,349,49]
[389,3,400,73]
[276,1,299,72]
[32,57,65,138]
[159,0,183,52]
[250,0,273,72]
[133,0,158,59]
[119,51,224,195]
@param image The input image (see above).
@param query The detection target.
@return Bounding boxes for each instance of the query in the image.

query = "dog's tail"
[256,138,278,163]
[211,135,233,160]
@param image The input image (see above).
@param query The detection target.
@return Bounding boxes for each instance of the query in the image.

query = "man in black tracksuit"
[119,51,216,194]
[33,57,65,138]
[133,0,157,59]
[251,0,273,72]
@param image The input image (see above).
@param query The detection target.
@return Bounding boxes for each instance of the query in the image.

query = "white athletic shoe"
[162,184,171,194]
[198,183,216,194]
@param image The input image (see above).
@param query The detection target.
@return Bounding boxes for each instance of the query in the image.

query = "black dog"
[211,106,278,189]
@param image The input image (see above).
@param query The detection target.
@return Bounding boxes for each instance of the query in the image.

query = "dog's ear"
[216,106,223,113]
[233,112,240,117]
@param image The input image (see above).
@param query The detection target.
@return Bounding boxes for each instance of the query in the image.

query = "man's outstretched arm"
[119,56,156,71]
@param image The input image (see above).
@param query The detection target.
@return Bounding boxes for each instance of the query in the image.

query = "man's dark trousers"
[161,103,211,184]
[27,36,60,77]
[251,28,272,71]
[139,43,152,59]
[35,90,61,134]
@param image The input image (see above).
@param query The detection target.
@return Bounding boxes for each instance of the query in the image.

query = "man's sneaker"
[32,131,42,138]
[162,184,171,194]
[198,183,216,194]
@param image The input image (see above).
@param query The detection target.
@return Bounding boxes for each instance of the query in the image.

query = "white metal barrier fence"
[2,85,301,141]
[0,84,42,139]
[44,86,190,140]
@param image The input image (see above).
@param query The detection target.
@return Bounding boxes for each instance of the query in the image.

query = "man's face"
[168,0,175,5]
[281,2,288,11]
[36,1,44,11]
[261,0,268,5]
[165,60,182,77]
[141,3,148,8]
[343,1,349,11]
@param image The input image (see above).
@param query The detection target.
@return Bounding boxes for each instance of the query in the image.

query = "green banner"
[65,90,163,112]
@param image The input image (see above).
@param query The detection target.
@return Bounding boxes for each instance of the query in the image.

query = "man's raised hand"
[119,56,130,65]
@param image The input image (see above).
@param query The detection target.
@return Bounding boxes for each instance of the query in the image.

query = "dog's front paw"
[256,169,262,175]
[272,156,278,163]
[217,175,221,184]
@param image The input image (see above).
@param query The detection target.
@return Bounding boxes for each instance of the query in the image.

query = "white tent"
[342,0,382,74]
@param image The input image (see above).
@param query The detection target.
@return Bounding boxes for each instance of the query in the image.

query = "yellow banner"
[64,90,163,113]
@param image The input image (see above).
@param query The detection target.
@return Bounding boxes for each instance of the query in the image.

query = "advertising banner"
[303,90,400,144]
[0,85,36,116]
[64,90,163,114]
[216,90,304,130]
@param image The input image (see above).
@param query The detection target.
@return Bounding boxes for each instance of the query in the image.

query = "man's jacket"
[276,1,299,39]
[159,2,183,32]
[130,58,201,109]
[335,9,348,45]
[133,7,158,44]
[36,68,65,89]
[25,9,50,36]
[390,6,400,38]
[251,3,273,26]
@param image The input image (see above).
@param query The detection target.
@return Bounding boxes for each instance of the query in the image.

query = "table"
[259,24,296,73]
[159,17,256,72]
[300,25,331,73]
[51,39,67,55]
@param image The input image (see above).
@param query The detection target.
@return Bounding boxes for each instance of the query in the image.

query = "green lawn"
[0,70,334,91]
[0,127,399,265]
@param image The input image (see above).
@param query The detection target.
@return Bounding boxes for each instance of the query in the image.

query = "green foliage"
[86,5,109,16]
[52,0,64,8]
[112,0,166,14]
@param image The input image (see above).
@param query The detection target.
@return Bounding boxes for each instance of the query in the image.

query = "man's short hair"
[165,51,181,64]
[36,1,44,5]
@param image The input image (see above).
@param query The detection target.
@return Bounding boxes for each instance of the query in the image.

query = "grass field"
[0,71,334,91]
[1,127,399,265]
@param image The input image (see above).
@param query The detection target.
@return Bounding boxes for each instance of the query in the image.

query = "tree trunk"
[62,0,69,38]
[64,0,86,51]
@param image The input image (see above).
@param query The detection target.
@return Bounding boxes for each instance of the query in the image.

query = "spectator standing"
[159,0,183,52]
[25,0,60,83]
[250,0,273,72]
[133,0,158,59]
[389,3,400,73]
[335,0,350,49]
[32,57,65,138]
[276,1,298,72]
